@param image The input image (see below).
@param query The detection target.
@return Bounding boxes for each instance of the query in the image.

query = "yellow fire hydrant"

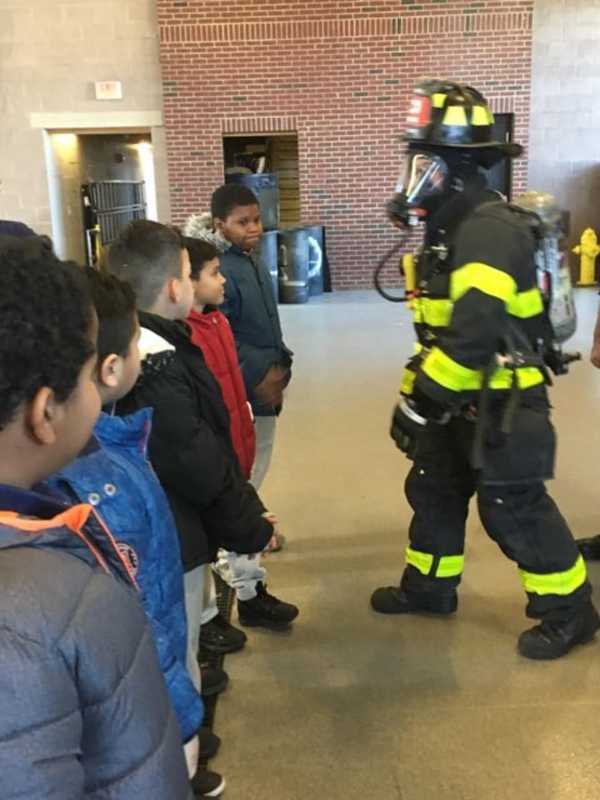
[573,228,600,285]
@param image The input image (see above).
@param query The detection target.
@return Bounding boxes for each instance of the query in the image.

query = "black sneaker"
[191,769,226,797]
[370,585,458,615]
[197,727,221,760]
[200,665,229,698]
[199,613,247,654]
[518,602,600,660]
[576,535,600,561]
[237,582,299,630]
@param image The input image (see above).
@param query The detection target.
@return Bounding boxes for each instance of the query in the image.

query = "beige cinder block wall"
[529,0,600,252]
[0,0,170,249]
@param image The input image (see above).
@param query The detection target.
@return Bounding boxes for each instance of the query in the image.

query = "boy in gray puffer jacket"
[0,234,190,799]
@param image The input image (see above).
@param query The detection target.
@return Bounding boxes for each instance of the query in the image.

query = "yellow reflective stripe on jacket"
[422,347,544,392]
[450,263,517,304]
[421,297,453,327]
[406,547,464,578]
[489,366,544,390]
[400,368,416,395]
[412,297,424,324]
[507,287,544,319]
[422,347,482,391]
[414,290,541,328]
[519,555,587,596]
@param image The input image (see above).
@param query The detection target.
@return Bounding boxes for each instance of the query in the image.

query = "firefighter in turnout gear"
[370,80,600,660]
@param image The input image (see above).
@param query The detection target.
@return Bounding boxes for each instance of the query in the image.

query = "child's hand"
[254,366,288,407]
[262,512,284,554]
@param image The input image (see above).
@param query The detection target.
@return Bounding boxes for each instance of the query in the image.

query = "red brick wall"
[157,0,533,289]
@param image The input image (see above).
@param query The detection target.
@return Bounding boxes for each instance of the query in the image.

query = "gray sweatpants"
[200,416,277,624]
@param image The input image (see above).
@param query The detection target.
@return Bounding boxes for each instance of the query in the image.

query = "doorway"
[487,113,515,199]
[222,134,300,227]
[44,130,158,264]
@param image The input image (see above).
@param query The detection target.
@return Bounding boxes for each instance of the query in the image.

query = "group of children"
[0,184,296,798]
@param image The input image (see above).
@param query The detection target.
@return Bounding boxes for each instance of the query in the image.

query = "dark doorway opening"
[487,113,515,199]
[222,134,300,227]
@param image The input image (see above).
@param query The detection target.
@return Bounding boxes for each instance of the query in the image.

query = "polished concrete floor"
[213,288,600,800]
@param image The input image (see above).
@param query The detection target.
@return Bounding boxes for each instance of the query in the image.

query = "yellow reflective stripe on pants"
[507,287,544,319]
[422,346,544,393]
[406,547,464,578]
[400,367,416,395]
[450,262,517,304]
[436,554,464,578]
[520,555,587,596]
[406,546,433,575]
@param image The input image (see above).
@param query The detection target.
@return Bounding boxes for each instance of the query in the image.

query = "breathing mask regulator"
[374,147,483,301]
[373,147,449,302]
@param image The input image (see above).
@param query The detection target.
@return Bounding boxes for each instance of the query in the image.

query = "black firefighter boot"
[518,601,600,660]
[370,570,458,615]
[576,535,600,561]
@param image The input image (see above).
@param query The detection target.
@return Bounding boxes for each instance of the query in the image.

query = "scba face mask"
[397,152,449,211]
[387,152,450,226]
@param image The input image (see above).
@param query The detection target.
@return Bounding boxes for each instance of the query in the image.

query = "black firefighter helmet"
[404,79,522,161]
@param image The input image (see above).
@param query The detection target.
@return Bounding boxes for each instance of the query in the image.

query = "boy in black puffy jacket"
[108,222,299,692]
[0,235,190,799]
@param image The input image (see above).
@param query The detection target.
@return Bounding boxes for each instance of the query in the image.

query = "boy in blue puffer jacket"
[48,268,224,799]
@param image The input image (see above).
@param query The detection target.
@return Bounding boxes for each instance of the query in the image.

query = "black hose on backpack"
[373,238,409,303]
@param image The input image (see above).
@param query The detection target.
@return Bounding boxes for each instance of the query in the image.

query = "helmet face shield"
[395,152,449,212]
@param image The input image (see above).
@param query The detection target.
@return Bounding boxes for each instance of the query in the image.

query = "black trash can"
[226,173,280,231]
[257,230,279,302]
[278,227,309,304]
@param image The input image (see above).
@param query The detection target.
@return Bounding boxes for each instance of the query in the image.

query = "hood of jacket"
[0,484,133,583]
[188,307,222,330]
[183,212,231,252]
[93,408,153,455]
[138,312,187,351]
[137,311,189,380]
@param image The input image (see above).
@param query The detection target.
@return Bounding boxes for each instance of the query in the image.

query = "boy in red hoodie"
[186,239,256,481]
[185,238,295,651]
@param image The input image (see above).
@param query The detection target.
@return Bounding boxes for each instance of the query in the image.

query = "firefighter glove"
[390,396,428,457]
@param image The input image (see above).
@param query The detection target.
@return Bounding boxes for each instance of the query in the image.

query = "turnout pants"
[402,395,590,622]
